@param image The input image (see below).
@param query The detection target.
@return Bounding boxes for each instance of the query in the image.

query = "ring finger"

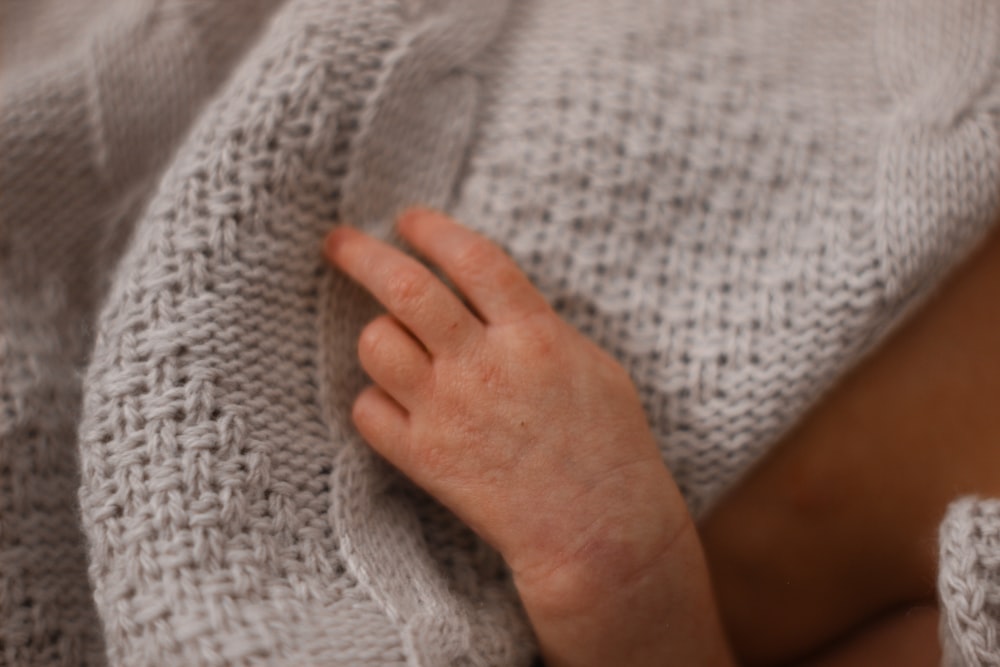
[358,314,432,410]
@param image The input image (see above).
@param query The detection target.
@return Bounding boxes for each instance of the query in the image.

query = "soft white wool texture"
[2,0,999,665]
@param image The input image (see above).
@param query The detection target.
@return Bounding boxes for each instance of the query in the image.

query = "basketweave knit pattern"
[1,1,284,665]
[76,0,532,665]
[1,0,999,665]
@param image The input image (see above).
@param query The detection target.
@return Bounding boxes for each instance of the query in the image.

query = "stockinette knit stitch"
[1,0,999,665]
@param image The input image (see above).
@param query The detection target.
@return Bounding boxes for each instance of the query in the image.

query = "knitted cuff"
[939,497,1000,667]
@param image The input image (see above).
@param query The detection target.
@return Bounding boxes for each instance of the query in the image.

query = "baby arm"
[324,209,735,667]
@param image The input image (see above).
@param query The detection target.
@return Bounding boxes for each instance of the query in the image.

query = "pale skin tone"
[326,208,732,666]
[325,207,1000,665]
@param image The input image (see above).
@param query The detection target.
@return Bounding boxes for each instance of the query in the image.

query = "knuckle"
[358,317,389,357]
[511,314,561,357]
[408,424,460,479]
[409,442,451,477]
[454,238,504,278]
[472,356,507,389]
[385,267,429,311]
[351,389,374,426]
[491,255,526,288]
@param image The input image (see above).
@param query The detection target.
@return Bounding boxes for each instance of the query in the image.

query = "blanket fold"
[2,0,999,665]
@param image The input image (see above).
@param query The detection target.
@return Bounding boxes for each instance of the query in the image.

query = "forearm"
[795,605,940,667]
[518,535,938,667]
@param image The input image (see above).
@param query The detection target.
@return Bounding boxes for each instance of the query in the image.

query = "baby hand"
[325,209,727,666]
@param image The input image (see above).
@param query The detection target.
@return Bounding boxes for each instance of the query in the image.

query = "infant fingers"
[325,226,482,355]
[351,385,410,463]
[358,314,432,410]
[397,208,551,325]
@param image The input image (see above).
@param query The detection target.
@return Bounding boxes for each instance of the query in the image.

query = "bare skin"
[326,208,733,667]
[325,207,1000,665]
[702,217,1000,665]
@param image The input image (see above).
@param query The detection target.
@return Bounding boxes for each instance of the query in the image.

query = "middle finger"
[326,226,482,355]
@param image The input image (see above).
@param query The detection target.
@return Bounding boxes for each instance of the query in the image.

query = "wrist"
[507,460,685,610]
[506,468,736,667]
[511,491,689,619]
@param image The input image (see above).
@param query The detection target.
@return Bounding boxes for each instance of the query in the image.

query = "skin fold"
[702,217,1000,666]
[324,208,1000,666]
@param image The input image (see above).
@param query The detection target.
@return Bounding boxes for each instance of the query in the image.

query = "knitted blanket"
[2,0,999,665]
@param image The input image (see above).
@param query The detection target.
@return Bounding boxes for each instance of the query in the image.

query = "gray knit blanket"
[2,0,999,665]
